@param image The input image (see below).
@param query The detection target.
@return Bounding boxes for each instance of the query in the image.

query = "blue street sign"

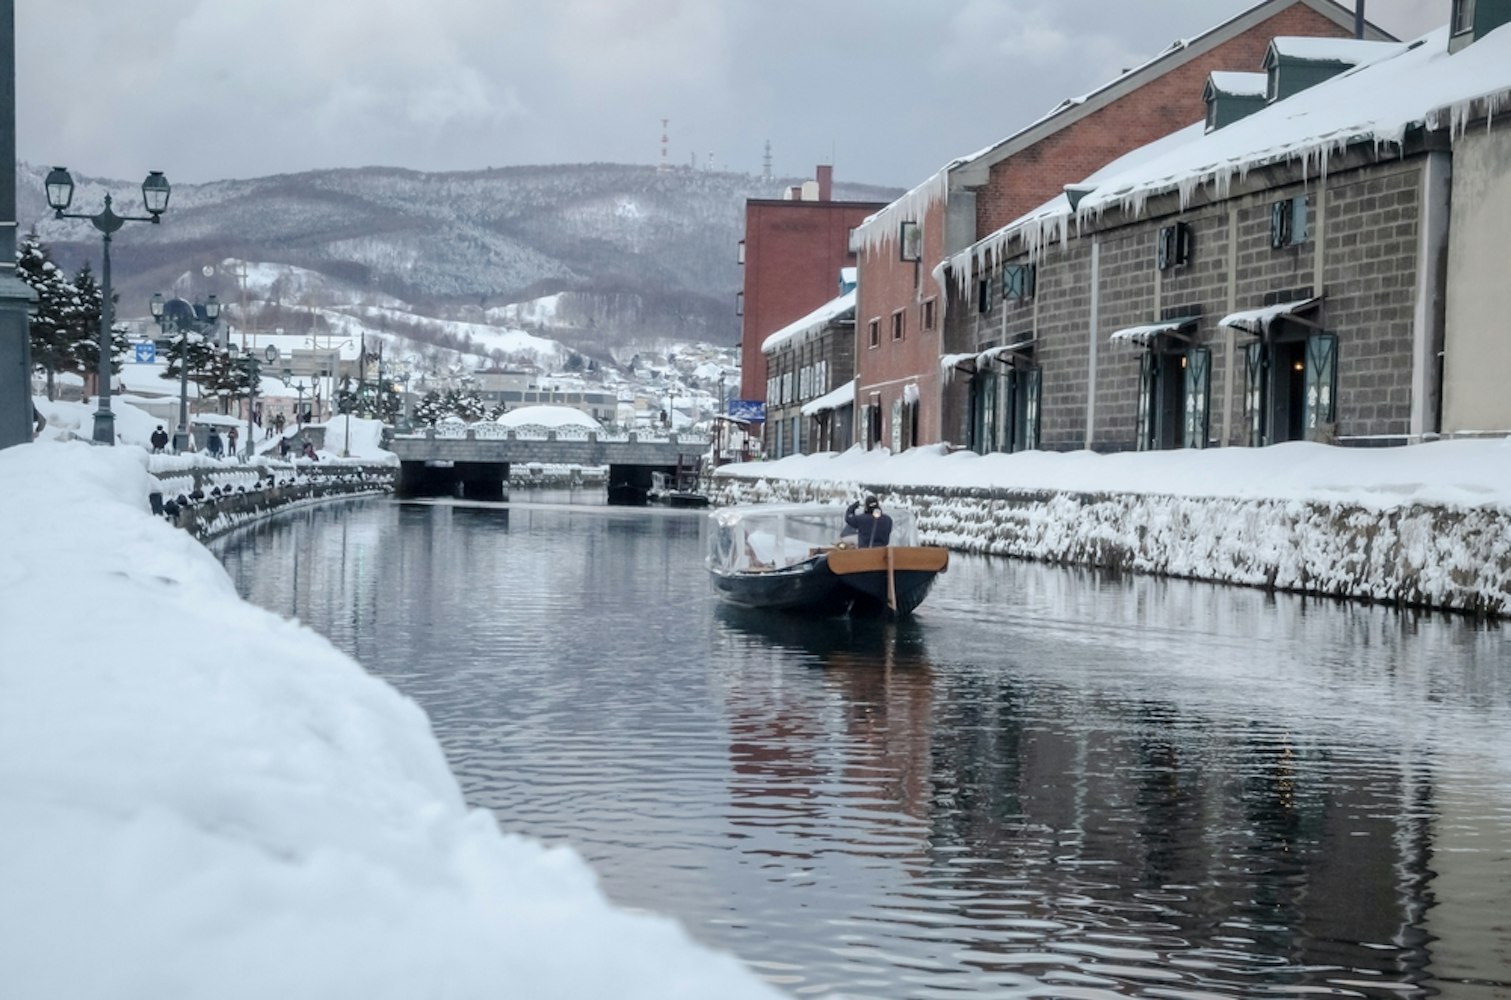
[728,399,765,422]
[133,343,157,364]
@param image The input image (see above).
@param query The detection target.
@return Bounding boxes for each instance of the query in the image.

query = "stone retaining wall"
[711,476,1511,617]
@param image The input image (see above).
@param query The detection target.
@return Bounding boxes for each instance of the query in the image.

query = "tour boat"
[706,502,948,618]
[648,470,710,508]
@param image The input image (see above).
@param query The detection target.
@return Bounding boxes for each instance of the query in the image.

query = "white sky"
[24,1,1449,188]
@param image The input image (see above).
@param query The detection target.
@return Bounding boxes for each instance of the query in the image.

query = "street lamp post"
[44,166,170,445]
[151,292,218,453]
[229,343,258,459]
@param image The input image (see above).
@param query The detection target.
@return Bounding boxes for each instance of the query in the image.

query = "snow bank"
[714,442,1511,615]
[496,404,601,429]
[0,442,779,1000]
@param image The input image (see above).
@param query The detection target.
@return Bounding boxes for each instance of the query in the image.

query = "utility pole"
[0,1,38,449]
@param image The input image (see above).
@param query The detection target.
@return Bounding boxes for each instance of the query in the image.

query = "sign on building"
[133,343,156,364]
[728,399,766,423]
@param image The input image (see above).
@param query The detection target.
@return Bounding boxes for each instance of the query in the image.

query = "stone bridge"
[387,422,711,501]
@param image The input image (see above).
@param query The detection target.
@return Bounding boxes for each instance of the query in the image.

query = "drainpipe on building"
[1354,0,1365,39]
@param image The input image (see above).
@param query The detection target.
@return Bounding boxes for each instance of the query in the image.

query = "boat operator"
[844,495,893,548]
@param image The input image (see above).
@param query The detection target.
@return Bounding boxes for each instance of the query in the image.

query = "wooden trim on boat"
[826,546,949,575]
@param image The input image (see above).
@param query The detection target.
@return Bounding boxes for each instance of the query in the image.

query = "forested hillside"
[19,163,898,348]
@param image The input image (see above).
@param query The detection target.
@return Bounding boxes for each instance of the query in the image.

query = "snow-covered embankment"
[713,441,1511,616]
[0,442,779,1000]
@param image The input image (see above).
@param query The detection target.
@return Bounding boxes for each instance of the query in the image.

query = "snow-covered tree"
[17,230,72,398]
[414,390,446,426]
[63,262,129,387]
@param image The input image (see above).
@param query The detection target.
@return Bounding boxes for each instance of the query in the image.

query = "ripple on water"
[218,501,1511,999]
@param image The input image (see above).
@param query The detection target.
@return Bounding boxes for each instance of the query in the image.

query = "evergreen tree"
[414,390,446,426]
[17,230,72,399]
[65,262,129,387]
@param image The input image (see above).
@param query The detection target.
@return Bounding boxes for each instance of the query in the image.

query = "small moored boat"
[707,502,948,618]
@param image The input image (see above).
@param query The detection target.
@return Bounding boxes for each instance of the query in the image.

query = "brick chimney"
[816,164,833,202]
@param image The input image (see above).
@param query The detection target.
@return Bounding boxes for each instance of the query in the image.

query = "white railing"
[396,422,711,446]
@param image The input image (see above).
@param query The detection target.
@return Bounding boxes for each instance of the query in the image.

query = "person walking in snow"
[302,441,318,461]
[227,426,239,458]
[207,429,224,460]
[150,425,169,453]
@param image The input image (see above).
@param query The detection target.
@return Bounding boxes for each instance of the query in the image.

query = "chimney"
[1354,0,1365,39]
[816,164,833,202]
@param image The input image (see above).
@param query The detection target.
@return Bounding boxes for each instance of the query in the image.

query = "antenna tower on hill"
[762,140,772,182]
[659,118,670,173]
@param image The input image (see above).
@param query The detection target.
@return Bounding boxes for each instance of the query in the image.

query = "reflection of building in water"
[920,671,1443,988]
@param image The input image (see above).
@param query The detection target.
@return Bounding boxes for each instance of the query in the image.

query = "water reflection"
[217,501,1511,1000]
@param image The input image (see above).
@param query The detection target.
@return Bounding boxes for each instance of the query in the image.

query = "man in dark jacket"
[150,425,169,453]
[844,495,893,548]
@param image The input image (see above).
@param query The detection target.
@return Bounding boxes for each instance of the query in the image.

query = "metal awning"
[1108,317,1197,348]
[1218,296,1324,335]
[800,378,855,417]
[939,340,1037,374]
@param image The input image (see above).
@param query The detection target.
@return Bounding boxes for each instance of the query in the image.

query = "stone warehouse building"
[938,4,1511,454]
[761,271,856,458]
[846,0,1385,455]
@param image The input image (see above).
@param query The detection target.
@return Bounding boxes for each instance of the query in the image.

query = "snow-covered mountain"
[20,163,899,351]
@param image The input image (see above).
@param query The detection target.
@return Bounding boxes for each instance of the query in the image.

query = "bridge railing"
[392,423,711,447]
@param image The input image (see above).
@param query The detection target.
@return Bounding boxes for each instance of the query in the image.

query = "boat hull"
[710,546,947,619]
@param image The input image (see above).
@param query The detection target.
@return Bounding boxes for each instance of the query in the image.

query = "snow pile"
[714,441,1511,614]
[496,404,601,430]
[34,395,164,449]
[312,415,399,462]
[720,439,1511,511]
[0,443,779,1000]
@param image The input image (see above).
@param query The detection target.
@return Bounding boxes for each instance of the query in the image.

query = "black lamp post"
[228,342,258,459]
[151,291,217,453]
[45,166,170,445]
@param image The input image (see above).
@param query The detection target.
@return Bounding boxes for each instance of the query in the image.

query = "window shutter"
[1244,341,1268,446]
[1270,201,1289,249]
[1183,347,1212,449]
[1304,333,1338,437]
[1136,351,1156,450]
[1025,366,1042,451]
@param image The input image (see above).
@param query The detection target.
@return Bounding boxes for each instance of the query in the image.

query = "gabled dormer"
[1262,37,1404,102]
[1203,71,1267,132]
[1450,0,1511,53]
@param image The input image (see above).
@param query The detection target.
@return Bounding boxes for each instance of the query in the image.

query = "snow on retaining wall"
[710,478,1511,617]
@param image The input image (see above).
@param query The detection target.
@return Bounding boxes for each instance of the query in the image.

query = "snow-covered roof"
[1109,318,1198,347]
[1219,296,1323,334]
[800,378,855,417]
[942,24,1511,280]
[760,290,856,355]
[495,404,600,429]
[1267,36,1403,64]
[1207,71,1268,97]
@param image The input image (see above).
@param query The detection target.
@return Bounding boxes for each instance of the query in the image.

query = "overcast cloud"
[26,1,1450,189]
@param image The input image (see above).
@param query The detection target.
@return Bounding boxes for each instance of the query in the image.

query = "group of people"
[147,421,316,461]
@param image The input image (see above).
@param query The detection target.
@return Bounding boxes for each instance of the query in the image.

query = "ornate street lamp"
[151,292,216,453]
[46,166,170,444]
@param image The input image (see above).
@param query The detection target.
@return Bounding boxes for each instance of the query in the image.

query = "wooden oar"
[886,545,897,613]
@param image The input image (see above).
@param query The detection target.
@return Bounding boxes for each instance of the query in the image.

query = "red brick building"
[851,0,1390,453]
[738,166,885,413]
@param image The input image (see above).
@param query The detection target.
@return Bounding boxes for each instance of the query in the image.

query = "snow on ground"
[34,395,163,449]
[721,439,1511,512]
[0,441,779,1000]
[496,404,601,429]
[311,415,398,461]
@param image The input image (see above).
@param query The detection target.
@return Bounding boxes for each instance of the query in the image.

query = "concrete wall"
[1442,123,1511,433]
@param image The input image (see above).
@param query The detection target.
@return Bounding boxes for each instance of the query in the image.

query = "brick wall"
[740,198,881,402]
[975,4,1359,232]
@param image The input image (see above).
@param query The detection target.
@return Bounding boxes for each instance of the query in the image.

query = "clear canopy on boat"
[706,502,918,574]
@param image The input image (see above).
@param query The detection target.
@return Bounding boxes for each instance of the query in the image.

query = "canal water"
[215,495,1511,999]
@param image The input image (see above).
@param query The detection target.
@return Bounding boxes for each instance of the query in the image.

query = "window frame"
[867,318,880,349]
[891,309,905,342]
